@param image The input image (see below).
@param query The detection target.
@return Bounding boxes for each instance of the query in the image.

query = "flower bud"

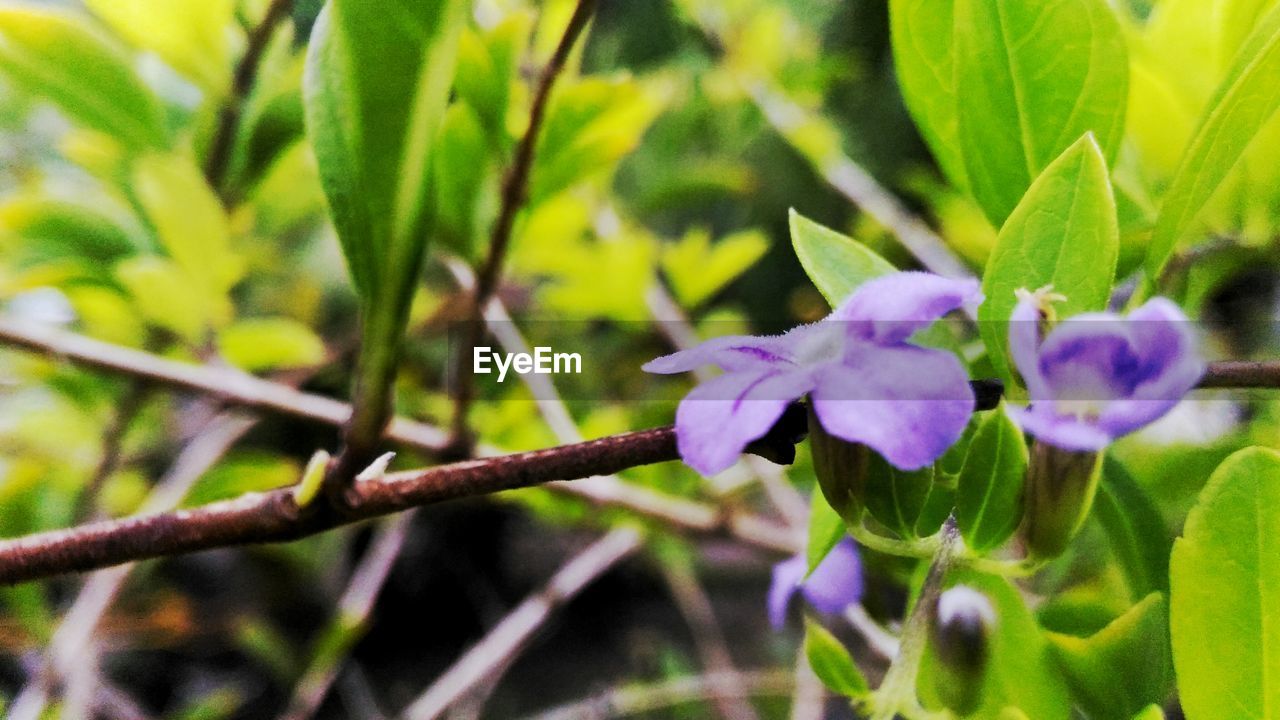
[807,403,870,524]
[1020,441,1102,560]
[928,585,995,717]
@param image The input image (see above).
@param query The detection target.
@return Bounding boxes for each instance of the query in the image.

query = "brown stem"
[0,412,810,585]
[1196,360,1280,389]
[203,0,294,192]
[0,318,797,555]
[448,0,598,452]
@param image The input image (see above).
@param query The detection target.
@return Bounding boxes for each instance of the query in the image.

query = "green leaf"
[114,256,219,344]
[1048,592,1173,720]
[919,569,1072,719]
[84,0,234,93]
[889,0,967,190]
[0,196,142,266]
[1170,447,1280,720]
[217,318,327,372]
[528,76,665,206]
[304,0,468,307]
[789,209,895,307]
[865,456,933,540]
[1094,457,1172,601]
[0,7,168,150]
[806,492,846,576]
[434,101,495,259]
[133,153,242,299]
[956,404,1027,553]
[978,134,1119,392]
[454,14,531,142]
[914,481,956,538]
[953,0,1128,226]
[803,619,868,698]
[1144,2,1280,280]
[661,228,769,308]
[1132,706,1166,720]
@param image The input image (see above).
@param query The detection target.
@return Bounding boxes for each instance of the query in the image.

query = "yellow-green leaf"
[84,0,235,93]
[803,619,868,698]
[1144,2,1280,280]
[217,317,326,372]
[956,404,1027,553]
[0,7,168,150]
[978,134,1119,392]
[1170,447,1280,720]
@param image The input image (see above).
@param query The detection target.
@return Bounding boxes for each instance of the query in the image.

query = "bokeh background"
[0,0,1277,717]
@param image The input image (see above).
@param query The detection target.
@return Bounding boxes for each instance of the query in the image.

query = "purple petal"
[1094,299,1204,438]
[768,554,806,629]
[829,272,981,345]
[1006,404,1112,451]
[1036,314,1142,401]
[800,539,864,615]
[809,344,975,470]
[1009,294,1051,400]
[674,369,815,475]
[643,334,797,375]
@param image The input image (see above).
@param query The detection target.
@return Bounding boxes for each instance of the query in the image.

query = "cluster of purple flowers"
[647,271,1204,625]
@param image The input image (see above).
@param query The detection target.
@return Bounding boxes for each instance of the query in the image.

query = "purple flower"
[644,272,981,475]
[769,538,863,628]
[1007,291,1205,451]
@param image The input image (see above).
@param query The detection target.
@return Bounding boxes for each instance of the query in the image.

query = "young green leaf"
[304,0,468,446]
[803,619,869,698]
[1047,592,1173,720]
[434,102,494,260]
[133,153,242,300]
[956,405,1027,553]
[889,0,967,191]
[661,229,768,308]
[1170,447,1280,720]
[1144,2,1280,280]
[789,209,895,307]
[84,0,234,93]
[216,317,327,372]
[1094,457,1172,601]
[806,491,846,576]
[978,134,1119,392]
[953,0,1128,226]
[304,0,468,306]
[0,7,169,150]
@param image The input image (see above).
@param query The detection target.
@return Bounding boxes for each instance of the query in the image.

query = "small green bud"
[807,403,870,524]
[928,585,995,717]
[1020,441,1102,560]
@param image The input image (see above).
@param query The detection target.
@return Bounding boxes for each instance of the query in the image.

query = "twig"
[9,411,257,719]
[0,318,799,564]
[869,516,961,720]
[449,0,598,450]
[74,384,148,521]
[398,527,643,720]
[661,561,760,720]
[523,669,794,720]
[279,513,413,720]
[745,83,974,284]
[1194,360,1280,389]
[0,412,808,584]
[789,642,826,720]
[203,0,294,191]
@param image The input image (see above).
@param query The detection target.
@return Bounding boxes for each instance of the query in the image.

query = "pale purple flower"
[644,272,981,475]
[1007,292,1205,451]
[769,538,863,628]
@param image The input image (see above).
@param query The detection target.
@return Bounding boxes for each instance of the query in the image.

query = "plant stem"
[203,0,294,193]
[868,516,961,720]
[448,0,598,452]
